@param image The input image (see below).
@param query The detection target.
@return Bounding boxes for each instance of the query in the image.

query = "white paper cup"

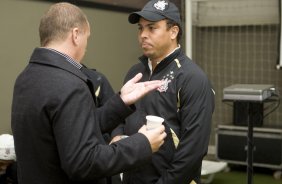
[146,115,164,130]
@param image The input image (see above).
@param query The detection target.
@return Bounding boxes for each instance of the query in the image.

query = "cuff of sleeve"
[122,133,152,161]
[111,125,124,138]
[117,91,136,111]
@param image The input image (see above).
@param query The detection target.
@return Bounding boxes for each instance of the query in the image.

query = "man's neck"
[149,44,180,70]
[45,41,78,63]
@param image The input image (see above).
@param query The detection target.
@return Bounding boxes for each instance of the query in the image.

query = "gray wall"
[193,25,282,146]
[0,0,141,133]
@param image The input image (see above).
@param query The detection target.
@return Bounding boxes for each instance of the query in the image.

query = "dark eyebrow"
[138,22,156,28]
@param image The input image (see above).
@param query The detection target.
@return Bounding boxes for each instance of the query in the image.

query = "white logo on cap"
[154,0,168,11]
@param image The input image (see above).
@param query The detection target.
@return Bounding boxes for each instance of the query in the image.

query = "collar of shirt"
[43,47,83,70]
[148,44,181,74]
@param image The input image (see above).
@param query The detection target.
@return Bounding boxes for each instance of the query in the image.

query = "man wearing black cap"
[111,0,215,183]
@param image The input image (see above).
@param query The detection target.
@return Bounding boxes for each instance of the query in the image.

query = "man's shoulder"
[17,63,87,92]
[127,62,145,75]
[177,56,207,77]
[172,56,211,90]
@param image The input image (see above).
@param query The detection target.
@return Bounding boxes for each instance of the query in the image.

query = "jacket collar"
[29,48,88,82]
[139,47,182,74]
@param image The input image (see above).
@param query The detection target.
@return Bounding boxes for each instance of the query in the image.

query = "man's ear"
[72,28,79,45]
[170,26,179,40]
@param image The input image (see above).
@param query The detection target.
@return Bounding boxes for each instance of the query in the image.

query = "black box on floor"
[233,101,264,127]
[216,125,282,169]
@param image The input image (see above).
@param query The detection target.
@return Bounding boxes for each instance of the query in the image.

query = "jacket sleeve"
[95,72,126,133]
[156,72,215,184]
[109,69,136,137]
[53,83,152,181]
[95,93,134,134]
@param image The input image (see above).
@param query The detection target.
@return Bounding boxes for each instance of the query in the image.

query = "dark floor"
[208,165,282,184]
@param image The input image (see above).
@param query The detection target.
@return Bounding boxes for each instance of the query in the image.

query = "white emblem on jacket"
[154,0,168,11]
[158,71,174,92]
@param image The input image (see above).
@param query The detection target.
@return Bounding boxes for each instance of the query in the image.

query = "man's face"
[137,18,173,61]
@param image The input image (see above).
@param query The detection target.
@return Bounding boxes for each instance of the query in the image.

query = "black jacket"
[80,66,122,184]
[11,48,152,184]
[80,67,115,108]
[113,49,215,184]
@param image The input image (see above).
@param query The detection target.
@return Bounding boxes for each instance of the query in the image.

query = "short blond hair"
[39,2,88,46]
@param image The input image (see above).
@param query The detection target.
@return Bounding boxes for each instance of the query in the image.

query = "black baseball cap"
[128,0,181,26]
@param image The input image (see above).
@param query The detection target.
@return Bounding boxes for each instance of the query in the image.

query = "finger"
[159,125,165,132]
[149,125,165,134]
[128,73,143,84]
[143,81,163,90]
[159,140,164,147]
[143,80,163,86]
[161,132,167,139]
